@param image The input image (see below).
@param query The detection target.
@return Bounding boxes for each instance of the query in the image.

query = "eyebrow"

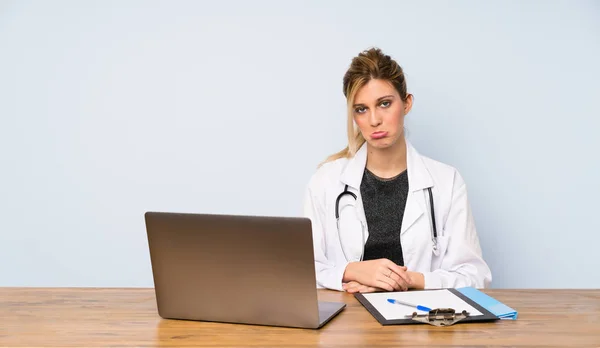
[353,95,395,107]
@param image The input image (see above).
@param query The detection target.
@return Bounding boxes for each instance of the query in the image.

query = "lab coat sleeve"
[303,180,348,291]
[422,173,492,289]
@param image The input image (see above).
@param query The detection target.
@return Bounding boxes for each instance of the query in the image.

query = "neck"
[365,137,407,179]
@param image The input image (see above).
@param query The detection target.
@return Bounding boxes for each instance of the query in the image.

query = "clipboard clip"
[405,308,470,327]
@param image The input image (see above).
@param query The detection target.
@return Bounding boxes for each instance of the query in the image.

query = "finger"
[383,267,411,291]
[345,284,356,292]
[375,279,395,292]
[385,261,410,283]
[378,269,405,291]
[348,285,367,294]
[390,260,408,272]
[388,272,409,291]
[376,264,400,290]
[378,281,394,292]
[343,281,357,289]
[390,275,407,291]
[347,286,359,294]
[386,261,412,285]
[382,273,402,291]
[348,285,361,292]
[347,284,364,293]
[358,286,378,293]
[346,282,362,292]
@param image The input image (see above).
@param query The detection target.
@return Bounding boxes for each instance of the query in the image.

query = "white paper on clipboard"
[360,289,483,320]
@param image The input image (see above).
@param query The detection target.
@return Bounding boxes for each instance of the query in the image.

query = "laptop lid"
[144,211,341,329]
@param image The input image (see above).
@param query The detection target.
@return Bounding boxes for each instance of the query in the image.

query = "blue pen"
[387,298,431,312]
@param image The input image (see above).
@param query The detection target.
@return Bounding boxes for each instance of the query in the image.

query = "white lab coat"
[303,139,492,291]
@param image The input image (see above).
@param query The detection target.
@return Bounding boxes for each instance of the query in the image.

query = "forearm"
[419,267,491,289]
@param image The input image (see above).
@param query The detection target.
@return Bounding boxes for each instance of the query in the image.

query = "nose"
[368,109,382,127]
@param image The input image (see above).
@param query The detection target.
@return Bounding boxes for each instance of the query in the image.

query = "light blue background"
[1,0,598,288]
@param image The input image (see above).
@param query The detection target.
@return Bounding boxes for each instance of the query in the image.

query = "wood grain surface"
[1,288,599,347]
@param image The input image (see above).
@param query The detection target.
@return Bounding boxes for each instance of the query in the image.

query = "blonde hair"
[320,47,409,166]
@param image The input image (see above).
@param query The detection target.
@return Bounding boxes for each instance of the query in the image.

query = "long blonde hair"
[320,47,409,166]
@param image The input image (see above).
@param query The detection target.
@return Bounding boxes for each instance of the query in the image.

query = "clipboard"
[355,288,500,326]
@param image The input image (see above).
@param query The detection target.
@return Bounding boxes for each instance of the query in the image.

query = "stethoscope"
[335,184,438,262]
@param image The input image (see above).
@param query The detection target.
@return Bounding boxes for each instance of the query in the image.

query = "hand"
[342,281,383,293]
[343,259,412,291]
[406,271,425,290]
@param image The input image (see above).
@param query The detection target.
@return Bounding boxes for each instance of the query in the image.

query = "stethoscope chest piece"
[432,239,439,256]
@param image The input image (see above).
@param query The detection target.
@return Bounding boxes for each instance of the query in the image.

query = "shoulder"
[303,157,348,211]
[419,153,467,189]
[415,151,472,213]
[305,157,347,194]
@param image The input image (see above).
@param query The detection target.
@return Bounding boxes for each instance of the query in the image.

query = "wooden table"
[1,288,599,347]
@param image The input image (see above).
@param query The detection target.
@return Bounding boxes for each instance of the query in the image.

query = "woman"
[303,47,491,293]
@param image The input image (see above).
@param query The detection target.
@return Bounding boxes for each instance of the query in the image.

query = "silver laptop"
[144,212,346,329]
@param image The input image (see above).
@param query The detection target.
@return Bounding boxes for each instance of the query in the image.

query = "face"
[352,79,412,150]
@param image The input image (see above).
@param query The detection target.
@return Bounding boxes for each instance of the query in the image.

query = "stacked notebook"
[457,287,518,320]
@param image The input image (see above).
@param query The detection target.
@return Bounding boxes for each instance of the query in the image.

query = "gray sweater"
[360,168,409,266]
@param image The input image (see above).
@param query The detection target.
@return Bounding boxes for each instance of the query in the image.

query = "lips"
[371,131,388,139]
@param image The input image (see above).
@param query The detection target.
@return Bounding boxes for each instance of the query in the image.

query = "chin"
[367,140,394,149]
[366,135,402,150]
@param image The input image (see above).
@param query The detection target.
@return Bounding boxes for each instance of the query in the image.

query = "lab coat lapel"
[339,144,367,190]
[339,144,368,232]
[401,140,434,235]
[338,140,434,235]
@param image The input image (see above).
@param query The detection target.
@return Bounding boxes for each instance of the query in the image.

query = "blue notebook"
[457,287,518,320]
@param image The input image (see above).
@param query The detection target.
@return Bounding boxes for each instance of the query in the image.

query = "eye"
[380,100,391,108]
[355,106,367,114]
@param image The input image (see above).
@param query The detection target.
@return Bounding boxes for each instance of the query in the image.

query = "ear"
[404,94,414,114]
